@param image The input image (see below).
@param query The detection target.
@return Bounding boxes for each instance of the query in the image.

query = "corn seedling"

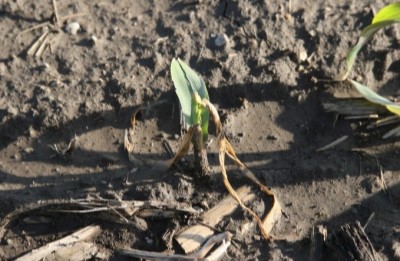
[330,3,400,138]
[124,59,281,242]
[171,58,210,175]
[170,58,281,240]
[171,58,210,143]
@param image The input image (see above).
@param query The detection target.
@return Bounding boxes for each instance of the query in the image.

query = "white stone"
[298,50,308,62]
[65,22,80,35]
[89,35,98,45]
[214,33,229,47]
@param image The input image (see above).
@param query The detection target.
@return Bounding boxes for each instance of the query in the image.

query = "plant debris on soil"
[1,0,400,260]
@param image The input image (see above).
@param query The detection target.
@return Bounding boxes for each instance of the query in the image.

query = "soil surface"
[1,0,400,260]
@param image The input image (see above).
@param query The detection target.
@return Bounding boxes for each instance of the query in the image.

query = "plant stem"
[192,125,210,177]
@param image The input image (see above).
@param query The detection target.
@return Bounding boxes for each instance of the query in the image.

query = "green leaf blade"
[170,58,210,142]
[171,58,193,125]
[349,79,400,116]
[176,58,209,101]
[372,2,400,24]
[337,2,400,81]
[349,80,392,105]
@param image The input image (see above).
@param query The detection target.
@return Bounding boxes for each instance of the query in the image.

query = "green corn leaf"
[348,79,400,116]
[336,2,400,81]
[171,58,193,125]
[175,58,209,101]
[170,58,210,142]
[372,2,400,23]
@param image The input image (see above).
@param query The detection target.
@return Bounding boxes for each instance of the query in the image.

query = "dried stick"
[15,225,100,261]
[328,221,383,261]
[377,161,393,202]
[117,249,196,260]
[363,212,375,230]
[52,0,60,27]
[18,21,51,35]
[367,115,400,129]
[0,198,199,241]
[59,12,87,22]
[176,186,254,253]
[316,135,348,152]
[27,31,49,56]
[118,232,232,260]
[205,240,231,261]
[34,33,51,57]
[194,232,232,259]
[17,0,87,58]
[18,13,86,36]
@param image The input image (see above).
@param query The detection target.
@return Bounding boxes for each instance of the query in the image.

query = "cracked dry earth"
[1,0,400,260]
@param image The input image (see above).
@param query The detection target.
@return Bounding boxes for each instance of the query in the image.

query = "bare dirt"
[1,0,400,260]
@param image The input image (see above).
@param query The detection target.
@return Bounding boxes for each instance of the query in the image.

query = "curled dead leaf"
[205,98,281,240]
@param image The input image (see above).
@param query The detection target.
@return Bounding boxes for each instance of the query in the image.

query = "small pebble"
[200,200,209,210]
[6,238,14,245]
[214,33,229,47]
[89,35,98,46]
[354,74,363,82]
[297,65,305,72]
[0,62,7,77]
[24,147,34,153]
[241,98,249,109]
[248,38,258,49]
[65,22,80,35]
[189,11,196,21]
[298,50,308,62]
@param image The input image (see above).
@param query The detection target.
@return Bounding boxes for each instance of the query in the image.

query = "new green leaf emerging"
[170,58,210,142]
[337,2,400,81]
